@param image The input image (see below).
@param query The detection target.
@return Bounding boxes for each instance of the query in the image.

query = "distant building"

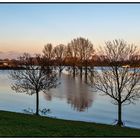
[0,60,10,67]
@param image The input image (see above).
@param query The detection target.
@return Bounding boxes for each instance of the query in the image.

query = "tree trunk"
[59,68,62,77]
[80,66,82,79]
[73,66,75,78]
[117,102,123,126]
[90,66,94,77]
[36,91,39,115]
[85,66,88,83]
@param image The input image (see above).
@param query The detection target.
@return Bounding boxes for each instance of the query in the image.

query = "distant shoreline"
[0,65,140,70]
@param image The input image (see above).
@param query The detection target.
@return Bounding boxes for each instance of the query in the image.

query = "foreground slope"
[0,110,140,137]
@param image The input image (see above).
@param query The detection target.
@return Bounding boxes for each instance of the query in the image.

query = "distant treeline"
[1,37,140,71]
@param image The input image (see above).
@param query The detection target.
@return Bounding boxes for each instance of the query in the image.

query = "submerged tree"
[10,53,59,115]
[53,44,66,76]
[76,37,94,82]
[42,43,55,72]
[66,37,94,81]
[66,41,79,78]
[43,43,54,60]
[88,39,140,126]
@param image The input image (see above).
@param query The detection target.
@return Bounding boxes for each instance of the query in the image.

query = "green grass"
[0,110,140,137]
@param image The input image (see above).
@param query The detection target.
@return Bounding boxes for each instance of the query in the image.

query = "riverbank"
[0,110,140,137]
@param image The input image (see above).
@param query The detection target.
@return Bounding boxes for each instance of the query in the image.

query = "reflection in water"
[0,71,140,129]
[23,107,34,114]
[23,107,51,115]
[43,74,94,112]
[44,93,52,101]
[66,75,93,112]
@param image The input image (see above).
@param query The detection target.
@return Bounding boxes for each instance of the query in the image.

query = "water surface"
[0,70,140,129]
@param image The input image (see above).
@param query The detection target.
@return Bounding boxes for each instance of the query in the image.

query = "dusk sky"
[0,4,140,58]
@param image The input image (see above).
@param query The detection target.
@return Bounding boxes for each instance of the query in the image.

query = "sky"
[0,3,140,58]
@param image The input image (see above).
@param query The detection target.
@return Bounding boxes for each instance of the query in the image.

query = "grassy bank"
[0,110,140,137]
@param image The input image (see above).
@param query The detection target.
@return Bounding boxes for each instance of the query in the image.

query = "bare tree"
[43,43,54,60]
[68,37,94,81]
[66,42,78,77]
[53,44,66,76]
[42,43,55,72]
[10,53,59,115]
[66,37,94,79]
[76,37,94,81]
[88,39,140,126]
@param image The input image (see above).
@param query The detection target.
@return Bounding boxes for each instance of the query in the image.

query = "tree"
[67,37,94,81]
[42,43,55,73]
[10,53,59,115]
[66,42,79,77]
[43,43,54,60]
[76,37,94,81]
[88,39,140,126]
[53,44,66,76]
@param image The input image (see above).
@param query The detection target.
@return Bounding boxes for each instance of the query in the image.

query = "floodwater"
[0,70,140,129]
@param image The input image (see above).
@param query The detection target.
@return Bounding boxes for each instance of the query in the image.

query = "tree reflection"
[44,92,52,101]
[66,76,94,112]
[43,74,95,112]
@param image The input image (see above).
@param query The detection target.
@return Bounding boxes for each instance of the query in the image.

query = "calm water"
[0,70,140,129]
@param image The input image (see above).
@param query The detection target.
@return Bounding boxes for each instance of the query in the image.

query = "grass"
[0,110,140,137]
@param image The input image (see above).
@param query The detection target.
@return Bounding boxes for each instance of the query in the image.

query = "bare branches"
[43,44,54,60]
[88,39,140,126]
[90,39,140,105]
[10,53,59,95]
